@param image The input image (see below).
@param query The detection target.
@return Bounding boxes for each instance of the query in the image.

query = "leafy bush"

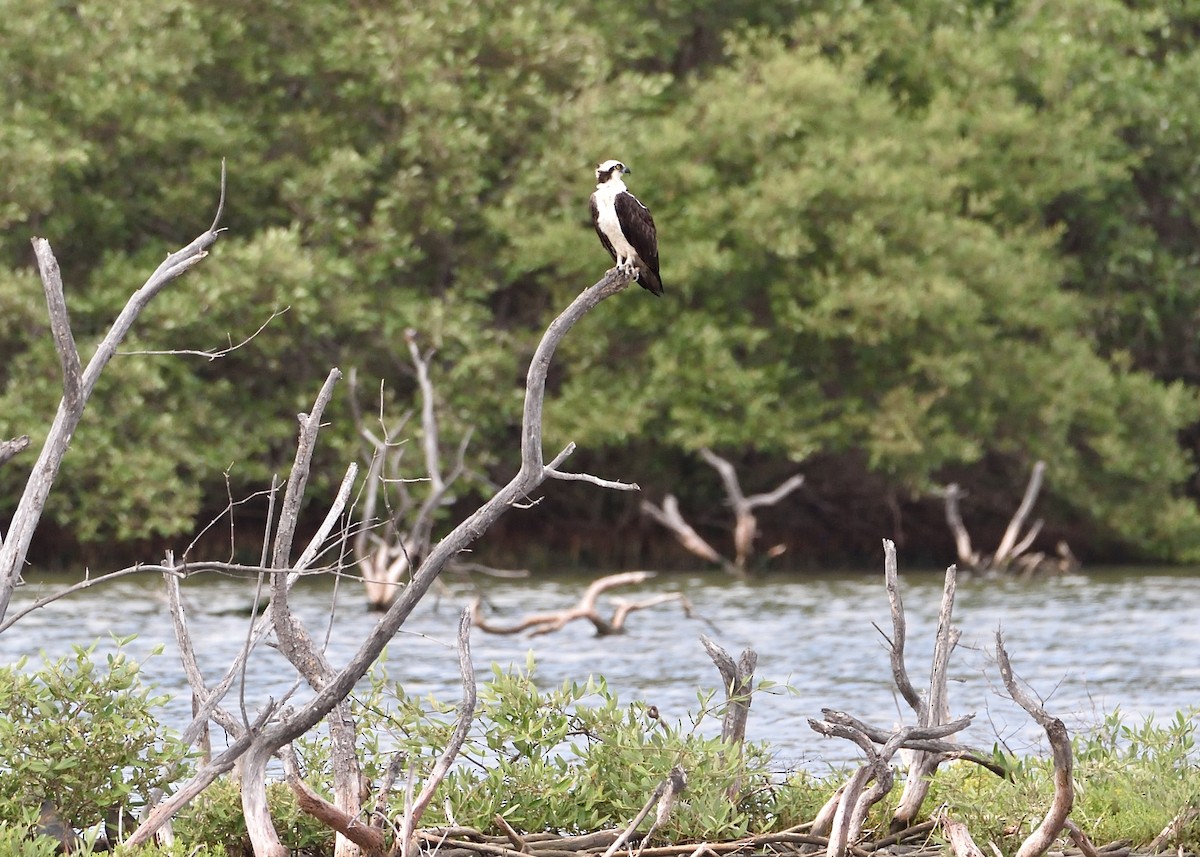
[926,710,1200,853]
[349,654,827,841]
[172,777,332,856]
[0,822,64,857]
[0,638,188,831]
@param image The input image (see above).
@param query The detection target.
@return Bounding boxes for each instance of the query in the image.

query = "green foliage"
[4,0,1200,561]
[171,777,331,856]
[0,824,63,857]
[926,710,1200,853]
[0,639,188,831]
[1071,709,1200,848]
[353,655,802,838]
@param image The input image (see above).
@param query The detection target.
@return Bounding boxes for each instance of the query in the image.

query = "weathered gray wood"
[130,265,640,852]
[0,164,226,624]
[997,631,1075,857]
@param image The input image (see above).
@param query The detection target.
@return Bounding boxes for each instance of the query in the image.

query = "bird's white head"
[595,159,630,184]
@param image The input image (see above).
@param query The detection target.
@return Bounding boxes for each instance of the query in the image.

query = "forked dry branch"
[942,461,1078,576]
[0,164,227,624]
[128,264,643,855]
[471,570,693,637]
[811,540,1089,857]
[352,329,476,610]
[641,448,802,574]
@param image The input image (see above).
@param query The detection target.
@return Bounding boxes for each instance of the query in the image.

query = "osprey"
[589,159,663,296]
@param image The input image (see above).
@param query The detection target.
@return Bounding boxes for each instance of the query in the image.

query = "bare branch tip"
[209,159,228,233]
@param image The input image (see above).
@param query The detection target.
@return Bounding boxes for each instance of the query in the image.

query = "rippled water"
[4,566,1199,770]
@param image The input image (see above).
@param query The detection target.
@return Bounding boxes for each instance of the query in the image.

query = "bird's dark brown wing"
[615,191,662,295]
[590,193,618,263]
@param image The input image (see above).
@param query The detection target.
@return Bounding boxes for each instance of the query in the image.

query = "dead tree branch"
[643,449,801,574]
[941,461,1072,576]
[882,539,962,831]
[700,637,756,801]
[0,162,226,625]
[0,435,30,468]
[400,608,476,857]
[471,571,692,637]
[996,631,1076,857]
[640,496,734,572]
[129,265,641,852]
[600,767,687,857]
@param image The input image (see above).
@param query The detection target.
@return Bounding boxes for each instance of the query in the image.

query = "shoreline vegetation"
[3,625,1198,856]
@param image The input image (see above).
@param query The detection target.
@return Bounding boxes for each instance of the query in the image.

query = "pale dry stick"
[471,571,681,636]
[938,813,987,857]
[640,496,733,572]
[996,631,1075,857]
[809,718,911,856]
[697,447,804,569]
[0,435,30,467]
[129,465,362,851]
[809,784,845,838]
[993,461,1046,568]
[354,333,474,609]
[0,164,226,624]
[401,609,477,857]
[599,767,687,857]
[878,539,963,831]
[941,485,979,568]
[606,593,693,636]
[699,637,756,801]
[261,369,367,857]
[819,709,1002,776]
[1149,806,1200,853]
[699,636,756,746]
[132,267,642,854]
[118,306,290,360]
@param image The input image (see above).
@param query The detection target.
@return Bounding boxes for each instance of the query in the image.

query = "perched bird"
[589,159,663,296]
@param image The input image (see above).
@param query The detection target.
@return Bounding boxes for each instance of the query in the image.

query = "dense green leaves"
[3,0,1200,561]
[0,640,187,827]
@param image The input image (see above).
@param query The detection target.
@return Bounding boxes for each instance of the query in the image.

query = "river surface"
[3,566,1198,771]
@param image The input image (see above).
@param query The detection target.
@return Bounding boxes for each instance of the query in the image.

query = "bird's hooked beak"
[622,166,632,175]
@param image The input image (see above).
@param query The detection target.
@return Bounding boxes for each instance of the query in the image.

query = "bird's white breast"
[593,181,639,261]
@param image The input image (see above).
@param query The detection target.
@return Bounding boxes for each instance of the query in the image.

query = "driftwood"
[411,824,1128,857]
[0,164,226,625]
[882,540,962,831]
[942,461,1077,576]
[642,448,802,574]
[996,631,1088,857]
[128,264,642,854]
[600,767,687,857]
[700,637,757,801]
[808,711,975,854]
[471,571,693,637]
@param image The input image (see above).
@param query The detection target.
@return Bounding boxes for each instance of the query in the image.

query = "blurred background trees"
[4,0,1200,568]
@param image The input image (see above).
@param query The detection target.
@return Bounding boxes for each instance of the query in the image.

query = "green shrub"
[349,654,820,841]
[171,776,332,856]
[0,821,65,857]
[0,638,188,832]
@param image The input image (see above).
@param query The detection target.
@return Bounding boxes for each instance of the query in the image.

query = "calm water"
[3,566,1198,771]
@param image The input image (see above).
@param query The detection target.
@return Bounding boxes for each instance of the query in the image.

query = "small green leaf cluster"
[171,777,330,856]
[0,638,188,832]
[0,819,63,857]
